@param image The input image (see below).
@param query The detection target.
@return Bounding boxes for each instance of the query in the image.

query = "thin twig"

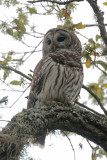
[84,24,107,27]
[0,78,18,92]
[9,85,30,108]
[0,89,23,92]
[76,31,89,40]
[82,85,107,115]
[27,0,84,5]
[96,65,107,76]
[0,120,10,122]
[62,131,76,160]
[23,40,43,62]
[75,101,103,116]
[0,50,41,55]
[86,139,94,149]
[0,65,32,81]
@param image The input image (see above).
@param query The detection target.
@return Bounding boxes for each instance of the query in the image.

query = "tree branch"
[84,24,107,27]
[0,103,107,160]
[82,85,107,115]
[62,131,76,160]
[86,0,107,46]
[27,0,84,5]
[0,65,32,81]
[75,101,103,116]
[96,65,107,76]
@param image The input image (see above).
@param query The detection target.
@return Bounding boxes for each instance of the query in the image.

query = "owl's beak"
[53,45,56,51]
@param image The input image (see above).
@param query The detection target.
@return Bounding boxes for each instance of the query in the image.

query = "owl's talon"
[45,100,63,106]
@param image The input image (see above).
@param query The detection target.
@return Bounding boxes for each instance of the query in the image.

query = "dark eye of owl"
[47,39,51,45]
[57,36,65,42]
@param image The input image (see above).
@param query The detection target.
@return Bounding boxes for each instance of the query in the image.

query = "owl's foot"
[45,100,63,106]
[67,103,72,107]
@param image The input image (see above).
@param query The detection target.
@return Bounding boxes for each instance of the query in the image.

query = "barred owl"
[27,28,83,146]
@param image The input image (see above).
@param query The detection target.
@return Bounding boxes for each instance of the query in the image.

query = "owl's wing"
[27,56,53,108]
[49,50,82,68]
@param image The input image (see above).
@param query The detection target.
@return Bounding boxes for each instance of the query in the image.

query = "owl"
[27,28,83,146]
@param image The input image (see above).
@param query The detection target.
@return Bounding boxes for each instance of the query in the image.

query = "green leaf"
[28,7,37,14]
[6,28,13,35]
[88,38,94,44]
[6,56,12,61]
[8,51,14,55]
[76,22,85,29]
[57,25,63,28]
[17,21,26,32]
[95,43,100,49]
[3,70,11,80]
[93,155,97,160]
[88,83,103,104]
[47,9,52,14]
[10,80,21,85]
[103,2,107,6]
[0,22,8,33]
[13,31,18,38]
[97,61,107,70]
[13,31,23,40]
[85,59,91,68]
[102,84,107,88]
[3,0,19,7]
[28,74,33,78]
[90,52,99,56]
[18,13,28,25]
[96,35,102,41]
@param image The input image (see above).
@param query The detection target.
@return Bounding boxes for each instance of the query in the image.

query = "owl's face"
[42,28,82,57]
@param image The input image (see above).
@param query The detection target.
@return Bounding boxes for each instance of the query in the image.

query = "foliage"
[92,147,107,160]
[103,2,107,6]
[88,73,107,105]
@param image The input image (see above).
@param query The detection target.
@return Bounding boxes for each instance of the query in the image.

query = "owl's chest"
[38,63,83,103]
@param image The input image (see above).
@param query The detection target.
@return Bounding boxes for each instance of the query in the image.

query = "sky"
[0,0,107,160]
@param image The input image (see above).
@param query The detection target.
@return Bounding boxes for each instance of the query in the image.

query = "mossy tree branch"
[0,103,107,160]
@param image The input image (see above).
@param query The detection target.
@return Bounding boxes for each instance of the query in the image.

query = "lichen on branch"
[0,102,107,160]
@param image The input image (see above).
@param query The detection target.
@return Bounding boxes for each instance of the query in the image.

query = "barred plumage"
[27,28,84,146]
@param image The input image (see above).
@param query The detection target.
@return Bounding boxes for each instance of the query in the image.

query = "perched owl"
[27,28,84,146]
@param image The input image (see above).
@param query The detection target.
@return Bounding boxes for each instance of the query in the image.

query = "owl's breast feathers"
[27,50,83,109]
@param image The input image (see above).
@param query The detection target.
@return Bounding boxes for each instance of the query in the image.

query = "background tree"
[0,0,107,160]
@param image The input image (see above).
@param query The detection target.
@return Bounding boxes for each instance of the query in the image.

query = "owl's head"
[42,28,82,57]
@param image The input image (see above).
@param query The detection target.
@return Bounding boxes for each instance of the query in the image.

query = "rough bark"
[0,103,107,160]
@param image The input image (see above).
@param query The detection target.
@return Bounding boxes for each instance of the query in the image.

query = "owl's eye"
[47,39,51,45]
[57,36,65,42]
